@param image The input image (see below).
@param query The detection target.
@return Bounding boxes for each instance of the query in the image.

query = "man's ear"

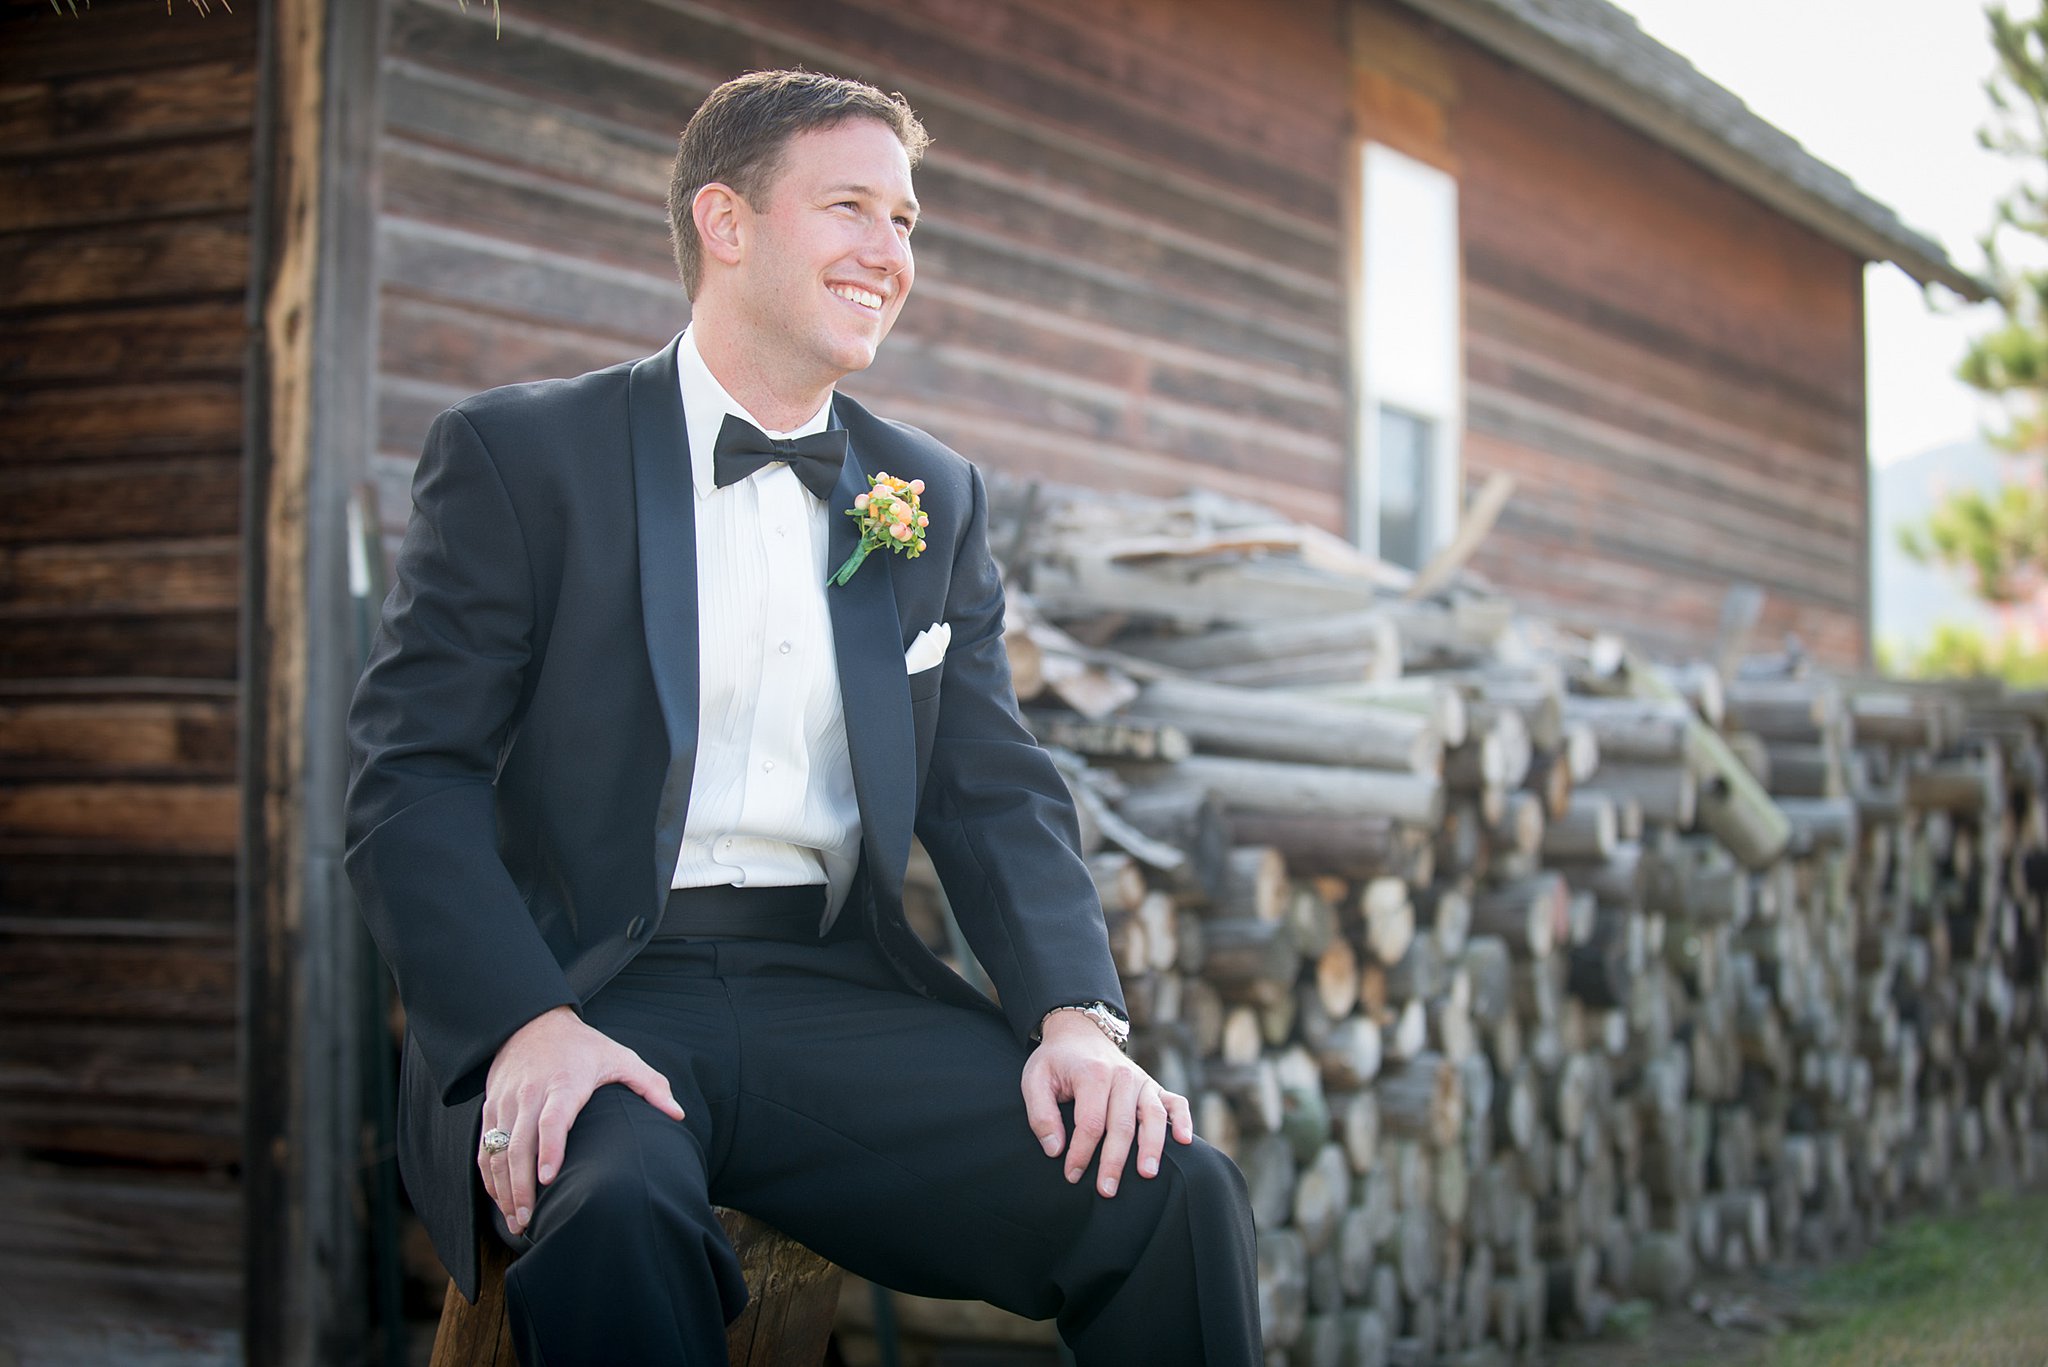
[693,182,747,270]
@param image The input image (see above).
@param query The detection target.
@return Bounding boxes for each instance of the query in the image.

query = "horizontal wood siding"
[0,0,252,1358]
[372,0,1354,544]
[1433,19,1870,665]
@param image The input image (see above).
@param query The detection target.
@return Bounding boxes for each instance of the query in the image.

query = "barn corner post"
[244,0,388,1361]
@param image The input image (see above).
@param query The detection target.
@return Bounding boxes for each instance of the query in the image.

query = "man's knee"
[1162,1137,1251,1219]
[534,1086,711,1237]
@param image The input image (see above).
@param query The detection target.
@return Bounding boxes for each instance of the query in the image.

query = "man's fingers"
[1134,1087,1173,1180]
[505,1095,548,1234]
[533,1078,592,1194]
[477,1110,509,1213]
[1093,1069,1142,1197]
[1063,1068,1112,1184]
[481,1111,520,1227]
[621,1057,686,1123]
[1165,1090,1195,1146]
[1021,1069,1067,1157]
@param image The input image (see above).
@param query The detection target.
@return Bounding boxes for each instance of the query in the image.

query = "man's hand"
[479,1005,685,1236]
[1022,1010,1194,1198]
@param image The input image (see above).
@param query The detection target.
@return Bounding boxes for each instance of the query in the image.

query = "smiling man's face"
[725,117,919,398]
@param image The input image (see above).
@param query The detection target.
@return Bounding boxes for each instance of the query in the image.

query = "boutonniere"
[830,472,929,586]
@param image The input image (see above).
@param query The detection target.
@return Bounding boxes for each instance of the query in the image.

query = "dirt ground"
[1540,1265,1828,1367]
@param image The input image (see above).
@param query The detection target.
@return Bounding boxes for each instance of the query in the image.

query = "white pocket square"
[905,622,951,674]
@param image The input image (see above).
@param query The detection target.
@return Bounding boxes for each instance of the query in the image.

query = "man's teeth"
[831,285,883,309]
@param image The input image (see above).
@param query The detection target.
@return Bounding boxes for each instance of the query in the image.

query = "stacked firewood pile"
[834,484,2048,1367]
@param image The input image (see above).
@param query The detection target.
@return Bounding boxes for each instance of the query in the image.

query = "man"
[346,69,1259,1365]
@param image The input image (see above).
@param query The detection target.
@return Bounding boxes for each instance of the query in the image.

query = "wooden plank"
[245,0,384,1357]
[377,218,684,341]
[0,612,240,681]
[0,1098,242,1167]
[0,699,237,777]
[0,781,239,853]
[2,1164,240,1265]
[0,381,244,463]
[0,457,243,543]
[0,850,236,923]
[0,299,246,383]
[0,133,253,232]
[1462,420,1863,602]
[376,294,660,396]
[908,227,1343,377]
[380,137,670,272]
[1463,244,1859,421]
[0,538,239,615]
[0,0,255,81]
[1465,319,1862,509]
[0,215,250,308]
[1488,497,1859,614]
[843,0,1347,170]
[861,347,1344,487]
[0,58,256,151]
[0,1020,237,1106]
[0,931,237,1022]
[1466,287,1863,460]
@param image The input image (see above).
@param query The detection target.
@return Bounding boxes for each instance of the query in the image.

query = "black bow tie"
[711,413,849,501]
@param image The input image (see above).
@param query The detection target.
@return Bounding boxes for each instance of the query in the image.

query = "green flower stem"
[829,541,874,587]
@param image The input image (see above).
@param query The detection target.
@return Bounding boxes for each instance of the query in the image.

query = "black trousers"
[488,926,1261,1366]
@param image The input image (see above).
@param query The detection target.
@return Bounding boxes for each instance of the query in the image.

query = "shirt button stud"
[778,641,792,654]
[762,760,775,773]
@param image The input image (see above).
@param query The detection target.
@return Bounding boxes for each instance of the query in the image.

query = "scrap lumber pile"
[836,484,2048,1367]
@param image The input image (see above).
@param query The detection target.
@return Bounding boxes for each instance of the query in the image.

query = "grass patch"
[1750,1188,2048,1367]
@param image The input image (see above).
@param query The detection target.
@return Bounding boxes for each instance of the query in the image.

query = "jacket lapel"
[628,334,700,916]
[826,405,915,905]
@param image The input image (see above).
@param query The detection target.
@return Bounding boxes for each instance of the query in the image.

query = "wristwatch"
[1036,1000,1131,1054]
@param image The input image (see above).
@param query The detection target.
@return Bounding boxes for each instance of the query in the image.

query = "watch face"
[1090,1005,1130,1044]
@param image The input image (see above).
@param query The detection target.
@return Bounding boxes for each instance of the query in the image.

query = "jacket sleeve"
[344,406,578,1105]
[913,463,1127,1043]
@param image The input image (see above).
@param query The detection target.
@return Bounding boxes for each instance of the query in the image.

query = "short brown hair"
[666,69,930,299]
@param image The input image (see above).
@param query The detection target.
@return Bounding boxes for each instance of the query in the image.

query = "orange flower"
[831,470,931,586]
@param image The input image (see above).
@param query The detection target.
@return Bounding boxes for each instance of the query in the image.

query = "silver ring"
[481,1128,512,1156]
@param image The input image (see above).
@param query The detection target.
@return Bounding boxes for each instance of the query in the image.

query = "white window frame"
[1353,141,1464,569]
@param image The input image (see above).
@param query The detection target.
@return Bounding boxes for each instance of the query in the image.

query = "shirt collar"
[674,326,835,500]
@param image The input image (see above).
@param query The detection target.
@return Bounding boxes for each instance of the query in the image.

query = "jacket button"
[626,916,647,939]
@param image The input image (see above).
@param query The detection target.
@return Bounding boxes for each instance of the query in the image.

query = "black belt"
[654,882,838,942]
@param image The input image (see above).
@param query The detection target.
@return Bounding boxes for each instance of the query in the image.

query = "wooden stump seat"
[428,1209,844,1367]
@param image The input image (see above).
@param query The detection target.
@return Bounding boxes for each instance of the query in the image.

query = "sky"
[1614,0,2012,467]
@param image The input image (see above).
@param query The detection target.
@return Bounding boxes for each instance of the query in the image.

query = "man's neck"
[691,321,833,434]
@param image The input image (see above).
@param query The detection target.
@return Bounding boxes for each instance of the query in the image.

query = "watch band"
[1036,1000,1131,1053]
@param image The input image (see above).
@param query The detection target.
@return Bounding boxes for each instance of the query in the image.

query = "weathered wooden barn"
[0,0,1980,1361]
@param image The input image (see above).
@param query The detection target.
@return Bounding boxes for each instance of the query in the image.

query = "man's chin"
[828,339,883,376]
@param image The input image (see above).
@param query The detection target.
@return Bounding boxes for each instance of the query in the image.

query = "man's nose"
[862,221,912,278]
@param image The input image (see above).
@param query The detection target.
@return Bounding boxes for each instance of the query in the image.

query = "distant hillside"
[1870,437,2002,657]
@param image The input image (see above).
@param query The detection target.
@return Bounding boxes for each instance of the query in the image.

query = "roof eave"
[1394,0,1993,302]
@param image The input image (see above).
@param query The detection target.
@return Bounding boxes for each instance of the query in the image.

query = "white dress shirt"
[670,327,863,920]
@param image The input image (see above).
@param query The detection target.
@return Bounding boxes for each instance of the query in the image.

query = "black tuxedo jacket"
[343,333,1124,1298]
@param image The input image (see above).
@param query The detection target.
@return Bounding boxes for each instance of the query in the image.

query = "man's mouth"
[829,283,885,312]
